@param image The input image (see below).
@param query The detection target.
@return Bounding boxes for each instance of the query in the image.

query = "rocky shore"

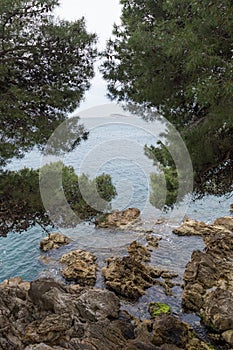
[0,209,232,349]
[0,277,214,350]
[179,216,233,347]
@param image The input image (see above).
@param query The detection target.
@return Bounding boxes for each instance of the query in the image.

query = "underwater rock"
[40,232,72,252]
[60,249,97,286]
[95,207,140,228]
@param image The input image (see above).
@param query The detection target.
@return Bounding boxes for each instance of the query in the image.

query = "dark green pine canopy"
[101,0,233,200]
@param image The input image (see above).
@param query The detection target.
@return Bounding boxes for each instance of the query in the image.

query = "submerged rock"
[95,207,140,228]
[60,249,97,286]
[40,232,71,252]
[182,218,233,347]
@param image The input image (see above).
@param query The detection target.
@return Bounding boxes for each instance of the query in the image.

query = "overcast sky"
[55,0,122,113]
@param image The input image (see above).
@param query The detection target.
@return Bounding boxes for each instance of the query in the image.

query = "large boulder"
[95,207,140,228]
[60,249,97,286]
[40,233,71,252]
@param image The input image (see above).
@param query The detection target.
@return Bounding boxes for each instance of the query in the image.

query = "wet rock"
[60,249,97,286]
[40,233,71,252]
[182,218,233,347]
[95,207,140,228]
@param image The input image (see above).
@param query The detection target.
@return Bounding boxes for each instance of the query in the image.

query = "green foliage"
[0,162,117,236]
[148,302,171,318]
[0,0,97,165]
[146,142,179,209]
[101,0,233,197]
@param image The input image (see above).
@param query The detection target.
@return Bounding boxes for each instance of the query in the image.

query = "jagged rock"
[200,288,233,332]
[182,218,233,347]
[60,249,97,286]
[151,314,213,349]
[0,277,214,350]
[213,215,233,231]
[25,345,66,350]
[40,233,71,252]
[128,241,151,262]
[222,329,233,346]
[173,216,233,236]
[95,207,140,228]
[102,255,161,300]
[102,242,176,300]
[75,289,120,322]
[173,218,214,236]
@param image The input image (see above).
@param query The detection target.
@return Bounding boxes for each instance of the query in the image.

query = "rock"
[200,288,233,331]
[128,241,151,262]
[25,345,66,350]
[0,277,215,350]
[212,216,233,231]
[60,249,97,286]
[146,234,162,248]
[40,233,71,252]
[28,278,68,312]
[75,289,120,322]
[222,329,233,346]
[182,218,233,347]
[230,204,233,212]
[151,314,213,349]
[173,216,233,236]
[102,242,176,300]
[95,207,140,228]
[173,218,213,236]
[102,255,161,300]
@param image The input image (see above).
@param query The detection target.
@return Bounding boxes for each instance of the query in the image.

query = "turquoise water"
[1,115,232,283]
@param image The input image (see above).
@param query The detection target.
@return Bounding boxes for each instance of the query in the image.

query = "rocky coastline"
[0,209,232,349]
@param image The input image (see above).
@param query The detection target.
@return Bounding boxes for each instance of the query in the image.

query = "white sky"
[55,0,122,113]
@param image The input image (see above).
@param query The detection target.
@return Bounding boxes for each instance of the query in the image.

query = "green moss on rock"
[149,302,171,318]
